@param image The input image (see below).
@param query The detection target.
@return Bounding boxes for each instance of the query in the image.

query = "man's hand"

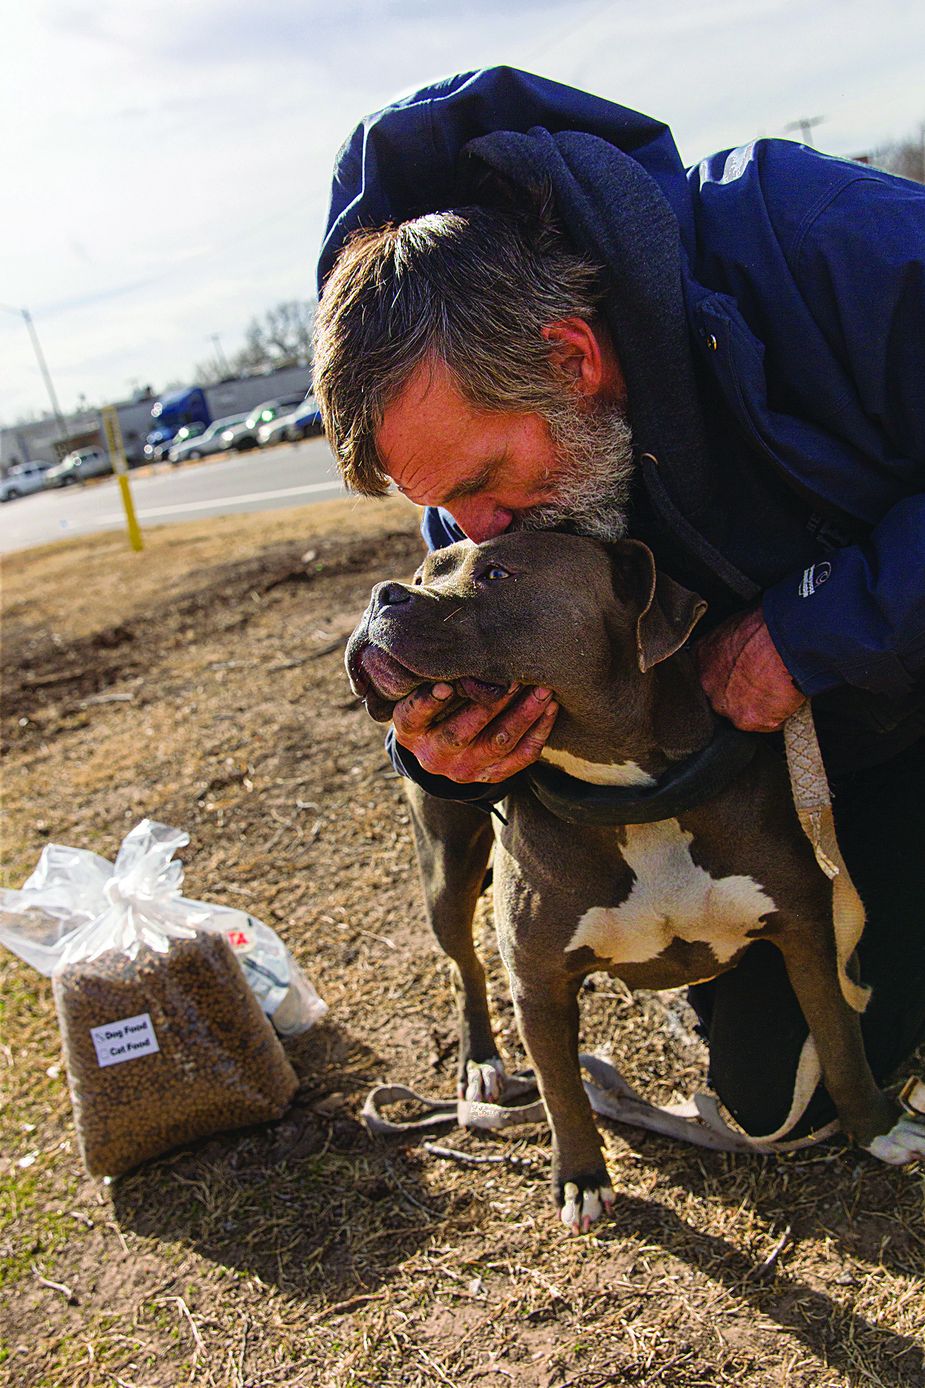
[695,607,805,732]
[393,682,559,783]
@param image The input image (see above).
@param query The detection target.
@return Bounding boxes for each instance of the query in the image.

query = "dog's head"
[346,533,707,725]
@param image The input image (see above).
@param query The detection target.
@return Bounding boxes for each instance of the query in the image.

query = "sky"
[2,0,923,425]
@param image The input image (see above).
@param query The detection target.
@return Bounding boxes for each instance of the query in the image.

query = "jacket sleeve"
[762,174,925,698]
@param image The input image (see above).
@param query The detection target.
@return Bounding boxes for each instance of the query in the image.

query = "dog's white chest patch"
[567,819,777,966]
[541,747,655,787]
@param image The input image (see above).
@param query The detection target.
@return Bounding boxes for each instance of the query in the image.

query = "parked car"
[0,461,51,502]
[257,396,323,447]
[144,436,170,463]
[44,448,112,487]
[170,423,206,450]
[221,395,306,452]
[256,412,297,448]
[288,395,323,439]
[145,421,207,464]
[169,414,247,464]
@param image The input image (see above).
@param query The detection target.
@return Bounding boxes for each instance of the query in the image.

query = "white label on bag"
[90,1012,160,1068]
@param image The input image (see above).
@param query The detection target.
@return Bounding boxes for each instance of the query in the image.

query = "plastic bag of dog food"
[0,820,327,1176]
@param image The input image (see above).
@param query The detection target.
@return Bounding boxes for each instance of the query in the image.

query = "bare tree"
[234,300,316,372]
[191,356,231,385]
[872,123,925,183]
[262,300,316,365]
[193,299,317,384]
[234,318,274,374]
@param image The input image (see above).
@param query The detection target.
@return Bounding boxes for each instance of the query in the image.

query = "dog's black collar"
[525,722,759,826]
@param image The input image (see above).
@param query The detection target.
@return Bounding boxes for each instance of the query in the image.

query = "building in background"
[0,364,312,473]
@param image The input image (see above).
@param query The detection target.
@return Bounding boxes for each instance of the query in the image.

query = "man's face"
[376,358,634,543]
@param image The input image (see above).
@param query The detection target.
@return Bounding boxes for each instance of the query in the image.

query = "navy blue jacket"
[319,67,925,794]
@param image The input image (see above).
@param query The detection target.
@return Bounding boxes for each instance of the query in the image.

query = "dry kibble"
[53,931,298,1177]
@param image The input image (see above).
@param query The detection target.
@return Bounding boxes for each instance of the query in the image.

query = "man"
[314,67,924,1141]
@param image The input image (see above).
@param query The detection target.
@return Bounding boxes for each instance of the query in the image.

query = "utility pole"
[209,333,231,377]
[0,303,70,446]
[785,116,825,148]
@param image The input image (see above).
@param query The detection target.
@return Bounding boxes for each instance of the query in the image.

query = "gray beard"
[514,398,634,542]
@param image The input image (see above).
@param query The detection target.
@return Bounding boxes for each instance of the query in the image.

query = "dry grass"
[1,497,923,1387]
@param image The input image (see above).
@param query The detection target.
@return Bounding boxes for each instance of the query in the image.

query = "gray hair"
[313,205,604,496]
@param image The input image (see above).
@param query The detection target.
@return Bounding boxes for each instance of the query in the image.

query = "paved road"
[0,438,349,555]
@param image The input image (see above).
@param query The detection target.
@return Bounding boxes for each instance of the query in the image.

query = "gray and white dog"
[347,531,925,1232]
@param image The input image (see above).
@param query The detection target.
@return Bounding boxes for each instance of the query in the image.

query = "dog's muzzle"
[346,581,511,723]
[344,581,414,719]
[346,639,425,722]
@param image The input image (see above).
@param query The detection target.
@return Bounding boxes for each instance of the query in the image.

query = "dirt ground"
[1,496,923,1388]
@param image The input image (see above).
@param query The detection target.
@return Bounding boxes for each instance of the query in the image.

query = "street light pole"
[784,116,825,148]
[209,332,231,377]
[0,303,70,446]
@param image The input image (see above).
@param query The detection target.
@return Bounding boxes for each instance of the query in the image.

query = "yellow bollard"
[101,405,143,552]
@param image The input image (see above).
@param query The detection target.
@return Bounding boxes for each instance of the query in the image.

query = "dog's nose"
[372,581,413,611]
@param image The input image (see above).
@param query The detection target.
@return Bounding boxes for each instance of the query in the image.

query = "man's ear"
[541,318,602,395]
[609,541,708,671]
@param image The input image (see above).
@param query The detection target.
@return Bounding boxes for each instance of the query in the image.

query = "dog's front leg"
[512,974,615,1233]
[404,782,506,1101]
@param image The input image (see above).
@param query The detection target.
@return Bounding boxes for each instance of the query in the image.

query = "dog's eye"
[412,574,424,586]
[482,564,511,582]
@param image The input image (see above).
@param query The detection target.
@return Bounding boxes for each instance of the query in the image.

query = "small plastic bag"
[0,820,327,1176]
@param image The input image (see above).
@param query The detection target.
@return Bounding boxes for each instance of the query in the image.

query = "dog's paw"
[559,1180,616,1235]
[864,1114,925,1165]
[461,1057,506,1104]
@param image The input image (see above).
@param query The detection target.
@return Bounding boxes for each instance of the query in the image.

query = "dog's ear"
[609,541,708,671]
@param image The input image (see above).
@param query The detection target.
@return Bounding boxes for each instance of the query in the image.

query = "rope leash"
[783,701,841,878]
[362,1071,545,1136]
[362,1053,843,1153]
[363,1055,924,1149]
[782,702,870,1015]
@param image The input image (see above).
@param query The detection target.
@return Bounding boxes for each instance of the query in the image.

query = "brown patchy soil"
[1,496,923,1388]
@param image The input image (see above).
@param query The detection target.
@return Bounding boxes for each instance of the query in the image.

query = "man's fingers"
[394,682,520,742]
[394,684,558,782]
[392,682,458,735]
[443,688,558,782]
[476,699,559,782]
[475,687,555,758]
[432,690,526,752]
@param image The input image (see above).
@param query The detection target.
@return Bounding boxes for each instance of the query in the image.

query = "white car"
[256,411,298,447]
[257,396,323,447]
[221,395,306,452]
[44,448,112,487]
[0,461,50,502]
[168,414,247,464]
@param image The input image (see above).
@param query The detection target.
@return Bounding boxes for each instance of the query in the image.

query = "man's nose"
[450,500,514,543]
[372,580,413,610]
